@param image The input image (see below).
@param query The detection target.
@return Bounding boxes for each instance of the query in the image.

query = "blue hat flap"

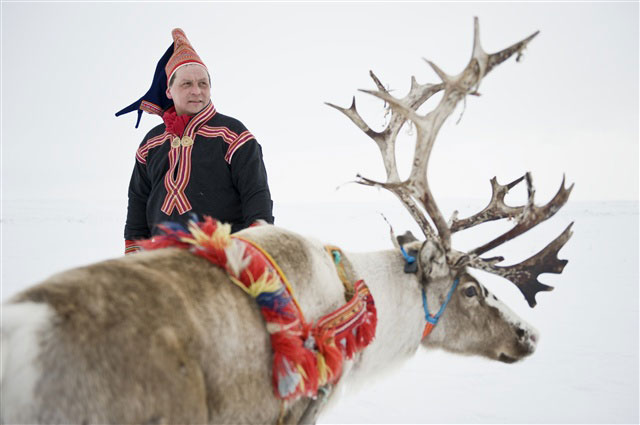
[115,43,175,128]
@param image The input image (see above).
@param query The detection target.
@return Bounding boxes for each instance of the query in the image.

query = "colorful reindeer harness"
[139,217,377,401]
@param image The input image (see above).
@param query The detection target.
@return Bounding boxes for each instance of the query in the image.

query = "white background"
[2,2,638,204]
[2,2,638,424]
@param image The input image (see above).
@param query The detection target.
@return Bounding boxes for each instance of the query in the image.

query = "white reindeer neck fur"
[341,250,425,385]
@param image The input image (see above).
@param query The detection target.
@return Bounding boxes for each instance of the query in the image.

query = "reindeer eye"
[464,286,478,297]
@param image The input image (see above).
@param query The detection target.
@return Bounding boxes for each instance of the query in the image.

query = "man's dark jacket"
[124,102,273,240]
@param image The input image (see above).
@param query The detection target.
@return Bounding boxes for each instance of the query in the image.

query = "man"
[116,29,274,254]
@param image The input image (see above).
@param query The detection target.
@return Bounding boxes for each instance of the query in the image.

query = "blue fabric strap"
[422,277,460,325]
[400,246,416,264]
[332,250,341,265]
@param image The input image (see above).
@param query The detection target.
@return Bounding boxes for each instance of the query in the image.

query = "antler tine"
[325,97,379,139]
[326,98,400,182]
[356,174,438,239]
[468,223,574,307]
[450,175,527,233]
[327,71,445,185]
[469,16,539,93]
[369,70,445,179]
[469,174,574,257]
[368,70,387,92]
[486,29,540,75]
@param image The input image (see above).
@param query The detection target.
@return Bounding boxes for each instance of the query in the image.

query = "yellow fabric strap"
[232,235,306,323]
[324,245,355,301]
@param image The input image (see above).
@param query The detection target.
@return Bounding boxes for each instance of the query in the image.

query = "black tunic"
[124,103,273,240]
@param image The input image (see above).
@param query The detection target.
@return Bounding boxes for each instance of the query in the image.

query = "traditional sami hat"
[115,29,208,128]
[165,29,206,84]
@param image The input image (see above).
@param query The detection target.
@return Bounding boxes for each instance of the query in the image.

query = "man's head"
[166,64,211,116]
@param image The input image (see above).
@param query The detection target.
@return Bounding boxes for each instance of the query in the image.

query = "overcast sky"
[2,2,638,208]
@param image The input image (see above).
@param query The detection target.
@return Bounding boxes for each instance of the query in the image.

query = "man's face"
[166,64,211,116]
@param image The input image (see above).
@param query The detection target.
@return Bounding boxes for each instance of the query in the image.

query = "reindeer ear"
[396,231,418,248]
[403,248,419,274]
[395,231,421,274]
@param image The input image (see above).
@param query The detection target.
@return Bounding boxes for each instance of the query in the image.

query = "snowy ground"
[1,199,638,423]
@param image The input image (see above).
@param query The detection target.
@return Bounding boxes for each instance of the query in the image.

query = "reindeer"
[1,18,572,425]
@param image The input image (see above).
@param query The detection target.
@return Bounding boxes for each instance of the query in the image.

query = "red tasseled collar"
[162,106,193,136]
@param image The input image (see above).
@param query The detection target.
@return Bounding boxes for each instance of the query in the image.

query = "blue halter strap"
[400,246,416,264]
[421,277,460,339]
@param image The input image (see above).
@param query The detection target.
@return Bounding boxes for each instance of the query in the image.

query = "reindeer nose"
[516,326,539,347]
[516,327,537,343]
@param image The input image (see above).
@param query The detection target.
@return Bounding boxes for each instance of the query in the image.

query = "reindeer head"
[329,18,573,363]
[395,233,539,363]
[431,271,540,363]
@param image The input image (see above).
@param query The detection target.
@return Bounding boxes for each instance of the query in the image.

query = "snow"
[1,199,637,423]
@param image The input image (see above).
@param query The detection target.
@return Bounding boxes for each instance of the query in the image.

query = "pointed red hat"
[165,28,207,83]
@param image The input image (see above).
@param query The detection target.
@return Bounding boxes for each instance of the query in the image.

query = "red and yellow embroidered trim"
[197,125,236,144]
[224,130,254,163]
[196,125,255,164]
[136,132,171,165]
[161,138,194,215]
[160,102,217,215]
[124,239,142,255]
[140,100,163,116]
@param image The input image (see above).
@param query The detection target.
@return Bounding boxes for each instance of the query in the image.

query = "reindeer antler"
[468,223,573,307]
[329,18,573,308]
[326,73,444,239]
[450,175,528,233]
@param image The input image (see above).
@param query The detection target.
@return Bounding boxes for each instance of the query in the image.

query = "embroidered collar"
[158,101,217,216]
[182,101,217,138]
